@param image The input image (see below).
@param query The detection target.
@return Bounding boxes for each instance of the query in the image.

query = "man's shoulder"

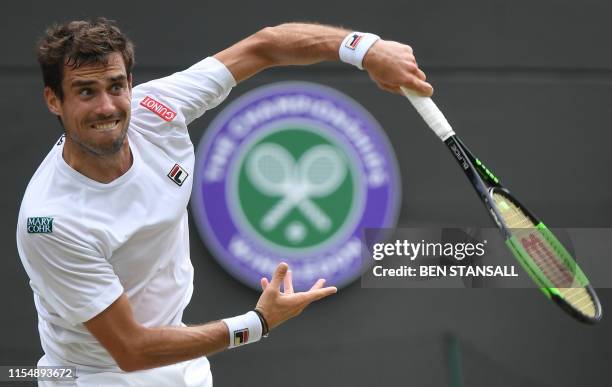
[18,188,80,239]
[18,140,79,237]
[17,188,100,255]
[129,56,236,128]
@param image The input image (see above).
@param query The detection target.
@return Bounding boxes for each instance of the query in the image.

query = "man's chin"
[75,129,128,157]
[96,140,126,156]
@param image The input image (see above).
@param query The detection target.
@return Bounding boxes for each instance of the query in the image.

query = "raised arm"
[214,23,433,96]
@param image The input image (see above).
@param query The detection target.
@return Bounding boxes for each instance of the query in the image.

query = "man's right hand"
[363,39,433,96]
[255,263,337,330]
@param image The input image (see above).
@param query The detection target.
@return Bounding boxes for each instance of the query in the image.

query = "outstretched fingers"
[255,268,337,330]
[310,278,326,290]
[283,270,294,293]
[304,278,337,302]
[269,262,289,290]
[305,285,338,303]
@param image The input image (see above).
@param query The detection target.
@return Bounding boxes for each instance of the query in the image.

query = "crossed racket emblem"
[246,143,347,235]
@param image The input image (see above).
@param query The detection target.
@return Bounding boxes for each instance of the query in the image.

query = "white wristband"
[339,31,380,70]
[222,311,263,348]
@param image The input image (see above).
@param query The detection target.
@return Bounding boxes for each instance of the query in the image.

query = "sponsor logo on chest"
[168,163,189,186]
[27,217,54,233]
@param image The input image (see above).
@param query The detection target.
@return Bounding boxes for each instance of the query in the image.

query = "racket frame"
[444,134,602,323]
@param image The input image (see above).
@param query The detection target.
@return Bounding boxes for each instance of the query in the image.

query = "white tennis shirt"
[16,57,235,379]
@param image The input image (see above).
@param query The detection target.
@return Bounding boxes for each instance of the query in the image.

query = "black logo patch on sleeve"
[27,217,54,233]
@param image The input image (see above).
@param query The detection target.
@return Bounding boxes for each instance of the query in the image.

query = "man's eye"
[79,89,92,97]
[111,84,124,92]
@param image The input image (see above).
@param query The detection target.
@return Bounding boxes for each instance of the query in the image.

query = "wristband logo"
[192,82,400,291]
[346,33,363,50]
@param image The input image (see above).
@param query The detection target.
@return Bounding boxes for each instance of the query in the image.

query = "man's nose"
[94,92,117,117]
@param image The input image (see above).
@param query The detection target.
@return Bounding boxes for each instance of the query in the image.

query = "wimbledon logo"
[192,82,400,291]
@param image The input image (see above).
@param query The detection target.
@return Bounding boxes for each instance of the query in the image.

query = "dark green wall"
[2,1,611,386]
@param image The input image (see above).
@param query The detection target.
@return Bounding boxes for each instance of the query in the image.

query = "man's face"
[45,52,132,156]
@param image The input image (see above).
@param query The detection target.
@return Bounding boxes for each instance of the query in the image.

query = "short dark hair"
[36,18,135,100]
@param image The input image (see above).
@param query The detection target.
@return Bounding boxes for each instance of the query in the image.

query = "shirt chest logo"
[27,217,54,233]
[140,96,177,122]
[168,164,189,186]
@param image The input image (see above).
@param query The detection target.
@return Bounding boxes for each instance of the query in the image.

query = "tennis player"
[16,19,432,386]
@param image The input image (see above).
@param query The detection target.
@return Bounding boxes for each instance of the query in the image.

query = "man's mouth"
[91,120,120,130]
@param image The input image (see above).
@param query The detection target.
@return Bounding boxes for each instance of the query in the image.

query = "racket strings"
[558,287,597,317]
[491,192,597,318]
[493,193,574,286]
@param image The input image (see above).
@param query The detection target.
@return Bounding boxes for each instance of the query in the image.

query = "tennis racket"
[401,86,602,323]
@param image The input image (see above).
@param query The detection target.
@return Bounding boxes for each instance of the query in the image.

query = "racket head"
[490,187,603,324]
[445,136,602,323]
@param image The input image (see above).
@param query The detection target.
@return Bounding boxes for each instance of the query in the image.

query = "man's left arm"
[214,23,433,96]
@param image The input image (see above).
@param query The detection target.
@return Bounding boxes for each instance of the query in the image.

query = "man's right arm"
[85,263,335,372]
[214,23,433,95]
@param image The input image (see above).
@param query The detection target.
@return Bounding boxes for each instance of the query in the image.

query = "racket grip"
[400,86,455,141]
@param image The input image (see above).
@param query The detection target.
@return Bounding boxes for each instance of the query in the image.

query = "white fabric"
[37,354,212,387]
[222,311,263,348]
[339,31,380,70]
[400,86,455,141]
[16,56,236,385]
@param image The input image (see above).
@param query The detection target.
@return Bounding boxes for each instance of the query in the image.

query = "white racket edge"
[400,86,455,141]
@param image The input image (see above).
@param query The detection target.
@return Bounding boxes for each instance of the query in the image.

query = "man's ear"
[43,87,62,117]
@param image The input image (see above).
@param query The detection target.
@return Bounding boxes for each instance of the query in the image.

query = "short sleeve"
[131,56,236,130]
[16,217,124,326]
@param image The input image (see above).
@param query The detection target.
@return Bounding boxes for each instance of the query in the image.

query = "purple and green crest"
[192,82,400,291]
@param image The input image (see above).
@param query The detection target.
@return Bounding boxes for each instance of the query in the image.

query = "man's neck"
[62,138,133,184]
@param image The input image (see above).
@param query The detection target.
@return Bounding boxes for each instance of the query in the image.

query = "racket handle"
[400,86,455,141]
